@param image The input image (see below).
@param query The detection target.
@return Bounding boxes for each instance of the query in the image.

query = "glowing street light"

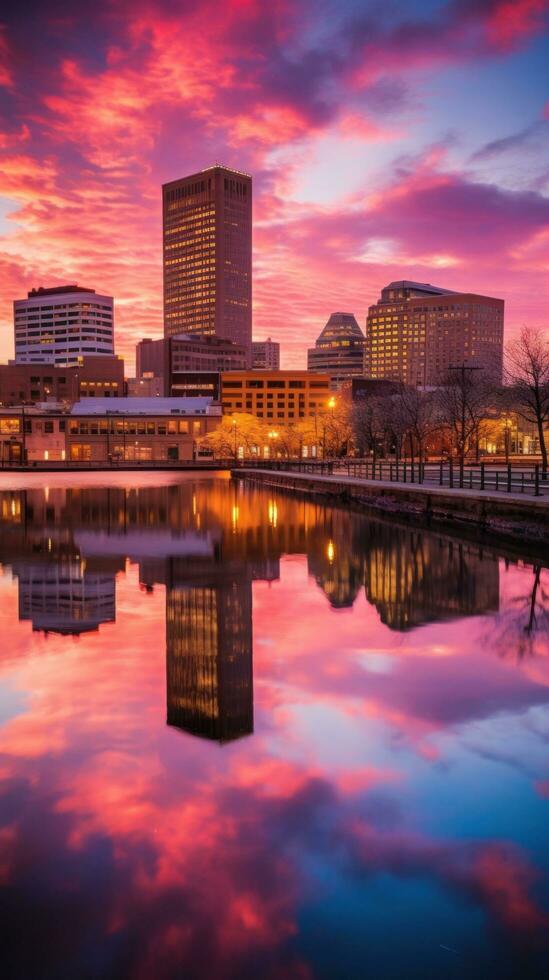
[268,429,279,458]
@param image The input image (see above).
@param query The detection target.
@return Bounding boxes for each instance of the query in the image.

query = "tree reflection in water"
[490,562,549,661]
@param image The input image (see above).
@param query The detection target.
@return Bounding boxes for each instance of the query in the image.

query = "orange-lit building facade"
[0,400,221,464]
[163,166,252,356]
[365,281,504,386]
[67,402,221,463]
[220,371,332,422]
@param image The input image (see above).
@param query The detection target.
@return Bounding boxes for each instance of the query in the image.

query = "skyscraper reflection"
[166,560,254,742]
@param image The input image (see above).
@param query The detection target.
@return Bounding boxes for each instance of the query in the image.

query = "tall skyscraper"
[365,281,504,386]
[162,166,252,357]
[307,313,366,387]
[14,285,114,366]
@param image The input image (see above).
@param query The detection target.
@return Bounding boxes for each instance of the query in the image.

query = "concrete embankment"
[235,469,549,547]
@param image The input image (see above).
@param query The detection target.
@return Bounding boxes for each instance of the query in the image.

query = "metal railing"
[233,458,335,475]
[333,459,548,497]
[2,455,545,497]
[235,458,548,497]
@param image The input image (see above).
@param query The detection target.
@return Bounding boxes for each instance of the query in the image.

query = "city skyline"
[0,1,547,372]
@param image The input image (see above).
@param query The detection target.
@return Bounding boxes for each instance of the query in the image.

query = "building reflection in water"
[166,561,254,742]
[362,524,500,630]
[0,480,506,733]
[0,491,120,635]
[14,560,115,635]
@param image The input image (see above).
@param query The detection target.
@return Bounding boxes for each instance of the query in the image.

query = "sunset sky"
[0,0,548,370]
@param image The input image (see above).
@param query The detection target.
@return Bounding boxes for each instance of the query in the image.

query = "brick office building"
[220,371,331,423]
[0,355,125,406]
[365,281,504,386]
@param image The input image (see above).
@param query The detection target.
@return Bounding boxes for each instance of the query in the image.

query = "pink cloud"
[485,0,549,50]
[0,27,13,88]
[0,0,546,372]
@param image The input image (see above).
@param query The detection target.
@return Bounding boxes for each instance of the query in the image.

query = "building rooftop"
[163,164,252,188]
[71,397,220,416]
[27,285,97,298]
[315,313,364,345]
[221,369,329,377]
[383,281,455,295]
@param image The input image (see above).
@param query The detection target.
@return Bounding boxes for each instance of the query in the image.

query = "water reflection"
[165,561,254,742]
[0,477,547,979]
[0,480,507,676]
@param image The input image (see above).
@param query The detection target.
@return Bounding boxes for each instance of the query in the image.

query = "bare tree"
[320,403,352,458]
[436,366,491,486]
[505,327,549,473]
[393,385,438,480]
[352,396,386,463]
[274,424,300,459]
[382,392,408,465]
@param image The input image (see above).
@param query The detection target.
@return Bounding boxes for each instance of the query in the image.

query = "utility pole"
[448,363,482,487]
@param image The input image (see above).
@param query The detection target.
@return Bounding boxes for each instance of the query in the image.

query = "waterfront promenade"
[235,464,549,546]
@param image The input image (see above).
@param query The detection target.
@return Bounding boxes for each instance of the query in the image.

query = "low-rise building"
[0,355,125,406]
[136,334,249,396]
[136,337,166,379]
[126,375,163,398]
[252,338,280,370]
[220,370,331,423]
[67,398,221,462]
[340,378,400,402]
[0,407,67,463]
[0,398,221,464]
[169,371,221,399]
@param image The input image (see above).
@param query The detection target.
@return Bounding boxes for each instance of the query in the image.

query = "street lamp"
[503,415,512,464]
[323,397,336,459]
[268,429,278,458]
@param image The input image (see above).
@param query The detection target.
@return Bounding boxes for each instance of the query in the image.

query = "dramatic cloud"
[0,0,547,369]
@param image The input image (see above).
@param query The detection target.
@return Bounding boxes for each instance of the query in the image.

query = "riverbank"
[0,460,229,473]
[235,468,549,548]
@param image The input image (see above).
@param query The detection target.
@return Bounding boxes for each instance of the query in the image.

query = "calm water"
[0,473,548,980]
